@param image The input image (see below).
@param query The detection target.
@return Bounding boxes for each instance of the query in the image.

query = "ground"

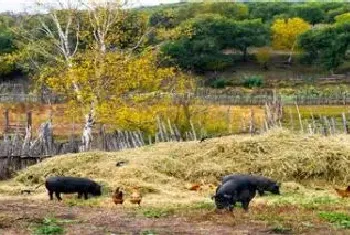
[0,199,275,235]
[0,197,347,235]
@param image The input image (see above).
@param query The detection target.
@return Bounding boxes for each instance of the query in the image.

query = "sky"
[0,0,180,13]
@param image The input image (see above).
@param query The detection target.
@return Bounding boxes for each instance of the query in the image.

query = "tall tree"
[271,17,311,64]
[335,13,350,25]
[299,22,350,73]
[291,4,325,25]
[232,19,269,61]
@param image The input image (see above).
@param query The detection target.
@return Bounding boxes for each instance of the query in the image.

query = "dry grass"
[0,129,349,209]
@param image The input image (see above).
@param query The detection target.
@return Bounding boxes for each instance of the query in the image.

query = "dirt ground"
[0,198,347,235]
[0,199,277,235]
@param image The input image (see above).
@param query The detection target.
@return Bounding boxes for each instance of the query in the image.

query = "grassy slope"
[1,130,349,200]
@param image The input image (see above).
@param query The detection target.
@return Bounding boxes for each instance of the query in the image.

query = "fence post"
[330,117,336,135]
[3,110,9,133]
[249,108,255,135]
[289,108,294,132]
[295,103,303,133]
[342,112,347,134]
[26,111,32,129]
[190,120,197,141]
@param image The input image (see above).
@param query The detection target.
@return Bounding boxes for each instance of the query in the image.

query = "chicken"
[130,187,142,206]
[188,184,201,191]
[334,186,350,198]
[112,187,123,205]
[185,180,217,191]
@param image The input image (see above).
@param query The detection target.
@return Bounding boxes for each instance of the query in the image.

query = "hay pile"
[1,130,349,205]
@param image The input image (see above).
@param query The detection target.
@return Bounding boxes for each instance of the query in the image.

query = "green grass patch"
[270,224,292,234]
[64,197,103,208]
[141,207,175,218]
[187,201,215,210]
[319,211,350,229]
[141,230,158,235]
[33,218,64,235]
[301,196,341,210]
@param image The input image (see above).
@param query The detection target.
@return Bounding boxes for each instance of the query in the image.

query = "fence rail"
[2,91,350,105]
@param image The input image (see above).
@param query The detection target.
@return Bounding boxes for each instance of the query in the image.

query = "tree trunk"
[82,109,95,152]
[243,48,248,62]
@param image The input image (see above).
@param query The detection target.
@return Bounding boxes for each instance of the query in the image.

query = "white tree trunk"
[82,110,95,152]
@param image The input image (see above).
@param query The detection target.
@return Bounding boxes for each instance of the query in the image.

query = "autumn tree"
[256,47,271,70]
[14,0,190,151]
[0,14,18,76]
[271,17,311,64]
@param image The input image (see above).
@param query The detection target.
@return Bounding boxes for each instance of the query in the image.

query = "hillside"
[1,130,349,203]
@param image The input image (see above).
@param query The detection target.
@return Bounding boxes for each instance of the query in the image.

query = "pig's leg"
[55,191,62,201]
[241,199,250,211]
[48,191,54,200]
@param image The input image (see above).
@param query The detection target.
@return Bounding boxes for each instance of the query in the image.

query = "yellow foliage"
[271,18,311,51]
[41,49,197,133]
[157,24,194,41]
[0,53,17,75]
[256,47,271,66]
[335,13,350,25]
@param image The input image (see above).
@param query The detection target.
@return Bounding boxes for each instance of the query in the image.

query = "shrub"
[319,211,350,229]
[243,76,264,88]
[210,78,231,89]
[33,218,64,235]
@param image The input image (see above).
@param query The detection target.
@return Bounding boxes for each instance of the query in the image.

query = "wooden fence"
[0,114,203,179]
[2,90,350,105]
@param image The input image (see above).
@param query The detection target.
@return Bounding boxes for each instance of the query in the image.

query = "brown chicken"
[334,186,350,198]
[187,184,202,191]
[130,187,142,206]
[112,187,123,205]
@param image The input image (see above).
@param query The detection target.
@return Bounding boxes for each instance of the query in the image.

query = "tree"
[161,14,235,72]
[271,17,311,63]
[0,14,18,76]
[161,14,268,70]
[248,3,292,23]
[299,23,350,72]
[15,0,187,151]
[291,4,325,25]
[335,13,350,25]
[232,19,269,61]
[202,2,248,20]
[161,37,232,72]
[324,5,350,23]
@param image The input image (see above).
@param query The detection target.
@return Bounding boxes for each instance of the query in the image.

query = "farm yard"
[0,131,350,234]
[0,0,350,235]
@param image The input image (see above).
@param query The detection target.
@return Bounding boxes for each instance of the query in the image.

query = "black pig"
[213,179,257,211]
[45,176,101,200]
[222,174,280,196]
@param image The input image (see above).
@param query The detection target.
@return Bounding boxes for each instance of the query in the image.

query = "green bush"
[319,211,350,229]
[243,76,264,88]
[33,218,64,235]
[210,78,232,89]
